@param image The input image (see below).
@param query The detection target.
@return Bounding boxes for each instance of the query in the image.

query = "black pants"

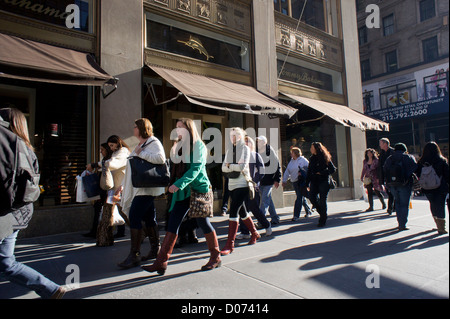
[229,187,250,220]
[366,184,385,208]
[309,181,330,226]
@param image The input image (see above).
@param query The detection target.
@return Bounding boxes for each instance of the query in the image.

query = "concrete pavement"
[0,197,448,300]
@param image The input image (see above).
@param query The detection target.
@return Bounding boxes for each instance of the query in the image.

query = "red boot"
[141,232,177,275]
[201,231,222,271]
[220,220,239,256]
[242,216,261,245]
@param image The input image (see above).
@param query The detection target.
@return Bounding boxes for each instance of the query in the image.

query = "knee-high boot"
[117,228,142,269]
[201,231,222,271]
[241,216,261,245]
[141,232,177,276]
[141,226,160,261]
[220,220,239,256]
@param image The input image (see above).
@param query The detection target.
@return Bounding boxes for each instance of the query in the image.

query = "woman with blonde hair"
[117,118,165,269]
[142,118,221,275]
[221,127,260,255]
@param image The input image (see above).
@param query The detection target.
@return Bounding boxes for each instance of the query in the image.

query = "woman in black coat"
[0,108,65,299]
[306,142,337,227]
[416,142,449,235]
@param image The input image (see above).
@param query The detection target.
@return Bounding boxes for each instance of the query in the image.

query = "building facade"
[357,0,449,157]
[1,0,373,236]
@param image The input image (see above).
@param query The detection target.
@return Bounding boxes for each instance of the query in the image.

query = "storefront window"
[280,116,345,191]
[380,80,417,109]
[0,0,94,33]
[1,79,90,207]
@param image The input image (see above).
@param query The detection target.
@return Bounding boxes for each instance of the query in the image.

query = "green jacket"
[170,141,211,211]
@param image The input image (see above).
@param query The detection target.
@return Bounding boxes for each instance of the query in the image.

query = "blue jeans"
[259,185,280,223]
[167,198,214,235]
[293,182,311,218]
[0,231,60,299]
[389,186,412,229]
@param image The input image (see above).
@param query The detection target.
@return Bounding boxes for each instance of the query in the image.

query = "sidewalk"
[0,197,448,299]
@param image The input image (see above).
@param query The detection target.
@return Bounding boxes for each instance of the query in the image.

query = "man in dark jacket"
[383,143,418,231]
[257,136,282,225]
[379,138,395,214]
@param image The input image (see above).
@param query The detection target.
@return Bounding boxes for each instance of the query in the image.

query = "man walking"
[257,136,282,225]
[379,138,395,214]
[383,143,418,231]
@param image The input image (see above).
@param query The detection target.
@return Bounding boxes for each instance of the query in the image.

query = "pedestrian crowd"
[0,108,448,299]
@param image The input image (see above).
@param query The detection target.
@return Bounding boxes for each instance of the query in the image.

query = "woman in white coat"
[117,118,166,269]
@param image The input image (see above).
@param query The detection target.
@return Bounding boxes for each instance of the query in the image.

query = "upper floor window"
[358,26,367,45]
[420,0,436,22]
[423,36,439,63]
[274,0,326,32]
[361,59,371,81]
[383,14,395,36]
[385,50,398,73]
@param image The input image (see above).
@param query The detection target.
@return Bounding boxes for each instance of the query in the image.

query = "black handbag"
[128,157,170,188]
[82,172,101,198]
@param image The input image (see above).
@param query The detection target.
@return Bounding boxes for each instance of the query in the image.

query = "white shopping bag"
[99,204,125,226]
[361,184,369,203]
[76,170,100,203]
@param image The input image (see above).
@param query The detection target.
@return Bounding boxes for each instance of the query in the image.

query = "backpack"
[386,157,408,187]
[0,124,40,216]
[419,163,442,190]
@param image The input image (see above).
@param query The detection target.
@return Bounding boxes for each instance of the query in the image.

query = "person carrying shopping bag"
[118,119,165,268]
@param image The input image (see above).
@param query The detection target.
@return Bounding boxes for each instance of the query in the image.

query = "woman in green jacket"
[142,118,221,275]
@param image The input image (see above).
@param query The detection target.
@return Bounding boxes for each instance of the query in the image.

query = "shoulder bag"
[188,188,214,218]
[128,139,170,188]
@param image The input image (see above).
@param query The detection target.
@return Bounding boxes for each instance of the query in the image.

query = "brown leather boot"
[242,217,261,245]
[201,231,222,271]
[141,226,160,261]
[117,228,142,269]
[435,217,448,235]
[220,220,239,256]
[141,232,178,275]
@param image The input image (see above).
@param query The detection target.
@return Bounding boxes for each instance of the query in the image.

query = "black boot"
[141,226,160,261]
[118,229,142,269]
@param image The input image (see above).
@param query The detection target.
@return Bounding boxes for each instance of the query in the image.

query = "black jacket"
[0,116,38,238]
[259,144,281,186]
[306,155,336,186]
[416,156,449,194]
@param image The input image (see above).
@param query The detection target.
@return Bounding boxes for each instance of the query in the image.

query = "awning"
[147,65,297,118]
[0,33,118,92]
[281,93,389,131]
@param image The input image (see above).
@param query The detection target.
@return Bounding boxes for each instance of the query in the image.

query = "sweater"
[121,136,166,215]
[283,156,309,183]
[222,140,251,191]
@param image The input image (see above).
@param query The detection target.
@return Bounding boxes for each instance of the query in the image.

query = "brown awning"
[281,93,389,131]
[148,65,297,118]
[0,33,117,88]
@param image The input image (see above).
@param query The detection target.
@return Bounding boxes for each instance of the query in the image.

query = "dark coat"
[306,155,336,186]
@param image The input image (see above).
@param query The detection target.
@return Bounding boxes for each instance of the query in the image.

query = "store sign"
[366,96,449,122]
[0,0,90,32]
[277,60,333,92]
